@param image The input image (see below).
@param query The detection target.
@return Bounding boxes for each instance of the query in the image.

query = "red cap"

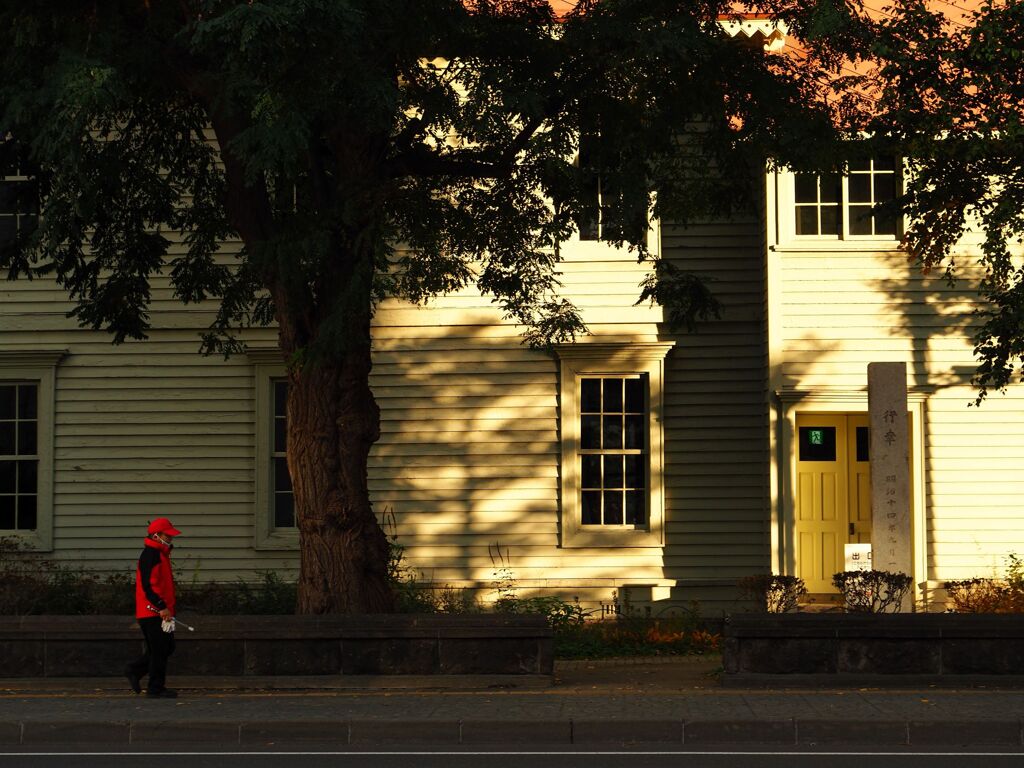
[147,517,182,537]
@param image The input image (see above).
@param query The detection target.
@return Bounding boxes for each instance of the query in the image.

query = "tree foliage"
[824,0,1024,401]
[1,0,841,355]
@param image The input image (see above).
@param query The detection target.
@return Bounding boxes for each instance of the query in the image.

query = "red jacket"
[135,537,176,619]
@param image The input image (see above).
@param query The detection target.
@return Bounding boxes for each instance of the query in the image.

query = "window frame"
[778,158,904,246]
[0,141,40,246]
[554,342,673,548]
[249,347,298,551]
[0,349,64,551]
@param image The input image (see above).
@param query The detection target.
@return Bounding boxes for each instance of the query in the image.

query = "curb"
[3,718,1024,747]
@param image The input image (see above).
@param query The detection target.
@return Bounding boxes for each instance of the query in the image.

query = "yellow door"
[847,414,872,545]
[794,414,849,593]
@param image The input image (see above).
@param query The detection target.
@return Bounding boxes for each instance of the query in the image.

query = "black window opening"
[798,425,837,462]
[855,426,870,462]
[0,382,39,531]
[575,127,647,244]
[580,376,647,527]
[272,380,294,528]
[794,156,898,237]
[0,140,39,247]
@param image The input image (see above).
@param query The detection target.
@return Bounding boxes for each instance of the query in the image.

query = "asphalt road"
[3,748,1024,768]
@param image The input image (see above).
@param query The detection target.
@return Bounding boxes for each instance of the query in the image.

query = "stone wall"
[0,614,553,678]
[723,613,1024,687]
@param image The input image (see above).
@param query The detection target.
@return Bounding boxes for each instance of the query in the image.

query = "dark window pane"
[624,415,644,449]
[856,426,870,462]
[624,378,643,412]
[580,415,601,449]
[0,143,16,176]
[603,416,622,449]
[273,456,292,492]
[17,460,36,494]
[273,418,287,453]
[874,210,897,236]
[0,216,14,244]
[796,206,818,235]
[17,384,37,420]
[17,494,36,530]
[625,490,645,525]
[580,379,601,413]
[849,205,874,235]
[820,174,841,203]
[625,455,645,488]
[0,460,14,493]
[0,184,16,215]
[17,422,36,455]
[581,491,601,524]
[0,385,14,419]
[274,381,287,417]
[0,495,13,529]
[581,455,601,488]
[819,205,839,235]
[602,378,623,412]
[849,173,871,203]
[577,209,599,241]
[604,455,624,488]
[874,173,896,202]
[794,174,818,203]
[874,156,896,171]
[848,158,871,171]
[604,491,623,524]
[799,426,837,462]
[0,423,13,455]
[274,492,295,528]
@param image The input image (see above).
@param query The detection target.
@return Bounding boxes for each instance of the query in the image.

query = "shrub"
[832,569,912,613]
[736,574,807,613]
[946,554,1024,613]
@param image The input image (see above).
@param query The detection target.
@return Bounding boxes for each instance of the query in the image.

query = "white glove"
[161,618,175,634]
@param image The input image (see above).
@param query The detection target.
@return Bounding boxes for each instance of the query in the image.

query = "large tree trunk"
[286,335,395,614]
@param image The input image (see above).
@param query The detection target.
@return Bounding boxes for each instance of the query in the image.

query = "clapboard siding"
[779,246,1024,583]
[660,216,771,584]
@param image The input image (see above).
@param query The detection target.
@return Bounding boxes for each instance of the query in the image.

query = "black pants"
[128,617,175,693]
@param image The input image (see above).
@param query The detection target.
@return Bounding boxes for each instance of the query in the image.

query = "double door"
[793,413,872,593]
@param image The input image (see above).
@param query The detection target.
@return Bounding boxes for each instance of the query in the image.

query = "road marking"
[3,751,1024,756]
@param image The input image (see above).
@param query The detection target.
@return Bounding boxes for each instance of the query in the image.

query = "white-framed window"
[780,157,901,243]
[554,342,673,548]
[0,350,64,551]
[0,140,39,246]
[249,347,298,550]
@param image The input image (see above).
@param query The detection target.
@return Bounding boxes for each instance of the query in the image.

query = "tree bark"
[286,329,395,615]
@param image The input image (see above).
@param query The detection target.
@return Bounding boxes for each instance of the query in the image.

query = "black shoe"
[146,688,178,699]
[125,666,141,695]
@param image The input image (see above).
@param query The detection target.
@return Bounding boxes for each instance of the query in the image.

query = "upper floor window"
[791,157,899,240]
[574,127,647,244]
[271,379,295,529]
[0,140,39,246]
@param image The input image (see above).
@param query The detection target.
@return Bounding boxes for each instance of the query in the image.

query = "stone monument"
[867,362,912,610]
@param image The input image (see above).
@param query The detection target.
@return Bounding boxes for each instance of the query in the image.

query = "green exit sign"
[809,429,824,445]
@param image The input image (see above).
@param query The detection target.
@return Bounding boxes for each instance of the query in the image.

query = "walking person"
[125,517,181,698]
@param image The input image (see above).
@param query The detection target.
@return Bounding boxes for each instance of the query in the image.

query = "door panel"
[848,414,872,544]
[794,414,849,593]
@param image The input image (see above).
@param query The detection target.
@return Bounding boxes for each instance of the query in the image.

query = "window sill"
[771,240,902,254]
[254,530,300,551]
[561,527,664,549]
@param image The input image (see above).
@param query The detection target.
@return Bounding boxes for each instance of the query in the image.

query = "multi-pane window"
[271,380,294,528]
[579,376,647,527]
[0,141,39,246]
[794,157,899,238]
[0,383,38,531]
[847,157,897,236]
[794,173,841,236]
[575,129,646,243]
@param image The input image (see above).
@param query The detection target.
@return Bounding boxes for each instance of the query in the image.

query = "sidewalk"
[1,657,1023,748]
